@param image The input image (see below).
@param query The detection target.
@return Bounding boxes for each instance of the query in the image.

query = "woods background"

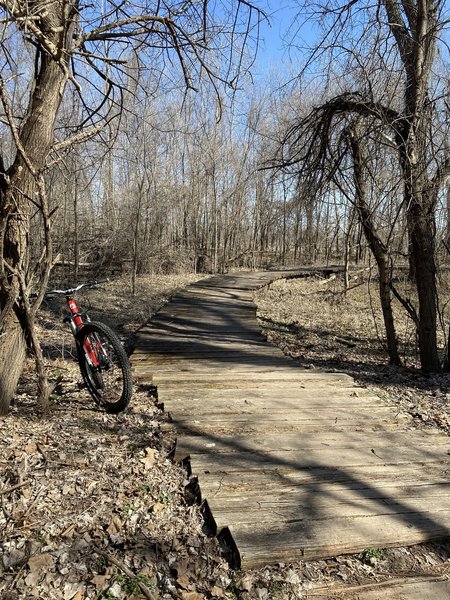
[0,0,449,413]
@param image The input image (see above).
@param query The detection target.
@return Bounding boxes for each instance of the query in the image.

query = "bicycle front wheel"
[76,321,132,413]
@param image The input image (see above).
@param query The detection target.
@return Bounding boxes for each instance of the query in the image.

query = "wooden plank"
[171,421,409,439]
[157,385,375,400]
[169,413,410,439]
[146,311,261,322]
[133,332,269,343]
[146,316,262,329]
[307,577,450,600]
[181,442,449,472]
[132,344,283,356]
[173,430,448,456]
[205,487,450,515]
[206,490,450,532]
[169,406,403,421]
[154,301,255,310]
[196,462,449,492]
[176,291,254,301]
[174,422,408,440]
[150,370,355,383]
[133,350,288,361]
[161,393,394,412]
[204,480,450,508]
[155,381,357,392]
[228,510,450,567]
[160,397,388,414]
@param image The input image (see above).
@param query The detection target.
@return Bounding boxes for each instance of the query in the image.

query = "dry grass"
[256,275,421,366]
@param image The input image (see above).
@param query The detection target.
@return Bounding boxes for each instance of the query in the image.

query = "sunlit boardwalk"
[131,271,450,570]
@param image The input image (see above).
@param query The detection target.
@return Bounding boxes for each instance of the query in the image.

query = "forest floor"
[1,270,449,599]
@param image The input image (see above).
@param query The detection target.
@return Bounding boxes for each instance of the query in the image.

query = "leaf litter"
[1,273,449,599]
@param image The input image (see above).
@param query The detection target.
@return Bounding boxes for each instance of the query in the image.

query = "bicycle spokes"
[77,322,132,413]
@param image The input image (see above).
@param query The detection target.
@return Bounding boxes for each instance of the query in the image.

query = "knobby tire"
[76,321,132,413]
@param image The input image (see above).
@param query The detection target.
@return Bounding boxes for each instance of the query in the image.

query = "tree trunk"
[446,183,450,248]
[383,0,441,371]
[343,207,355,293]
[349,128,401,365]
[406,183,439,371]
[0,317,27,415]
[0,36,70,413]
[74,177,79,280]
[399,105,440,371]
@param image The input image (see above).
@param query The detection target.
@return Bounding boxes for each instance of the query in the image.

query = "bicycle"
[43,280,132,413]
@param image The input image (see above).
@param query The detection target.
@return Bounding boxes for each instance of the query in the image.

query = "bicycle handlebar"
[43,278,109,297]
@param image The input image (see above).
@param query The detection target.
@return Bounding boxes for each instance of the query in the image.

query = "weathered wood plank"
[308,576,450,600]
[204,478,450,504]
[160,397,388,415]
[173,422,408,439]
[157,385,374,399]
[181,441,448,471]
[149,370,355,383]
[196,461,449,491]
[170,419,410,439]
[228,510,450,566]
[133,346,285,357]
[171,405,398,420]
[206,491,450,532]
[173,429,449,455]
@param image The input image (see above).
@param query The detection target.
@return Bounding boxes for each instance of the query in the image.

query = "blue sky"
[254,0,450,76]
[254,2,312,72]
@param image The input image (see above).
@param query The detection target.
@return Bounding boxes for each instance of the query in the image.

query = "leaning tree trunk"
[0,49,70,414]
[348,128,401,366]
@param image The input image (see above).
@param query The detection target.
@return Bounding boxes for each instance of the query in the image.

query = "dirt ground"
[1,272,449,599]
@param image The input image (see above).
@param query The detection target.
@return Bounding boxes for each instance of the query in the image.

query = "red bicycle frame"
[65,295,100,368]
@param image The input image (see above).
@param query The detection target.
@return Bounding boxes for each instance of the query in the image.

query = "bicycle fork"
[65,303,100,369]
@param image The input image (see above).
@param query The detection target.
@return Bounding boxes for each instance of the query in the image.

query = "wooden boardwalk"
[131,271,450,570]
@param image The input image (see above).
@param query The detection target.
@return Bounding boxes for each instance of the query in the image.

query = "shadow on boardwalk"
[179,424,450,567]
[133,270,450,568]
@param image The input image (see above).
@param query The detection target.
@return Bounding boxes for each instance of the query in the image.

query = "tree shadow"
[174,422,450,569]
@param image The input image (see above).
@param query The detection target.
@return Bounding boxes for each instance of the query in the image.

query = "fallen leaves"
[0,384,231,600]
[140,447,156,470]
[179,592,204,600]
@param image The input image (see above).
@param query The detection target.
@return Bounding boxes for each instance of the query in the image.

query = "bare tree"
[346,123,401,364]
[0,0,264,414]
[279,0,449,372]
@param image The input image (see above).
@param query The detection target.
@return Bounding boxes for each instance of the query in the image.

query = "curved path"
[131,270,450,572]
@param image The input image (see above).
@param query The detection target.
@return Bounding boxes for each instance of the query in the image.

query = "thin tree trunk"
[343,207,355,293]
[349,128,401,366]
[73,177,79,280]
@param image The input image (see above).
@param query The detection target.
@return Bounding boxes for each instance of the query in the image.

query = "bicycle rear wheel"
[76,321,132,413]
